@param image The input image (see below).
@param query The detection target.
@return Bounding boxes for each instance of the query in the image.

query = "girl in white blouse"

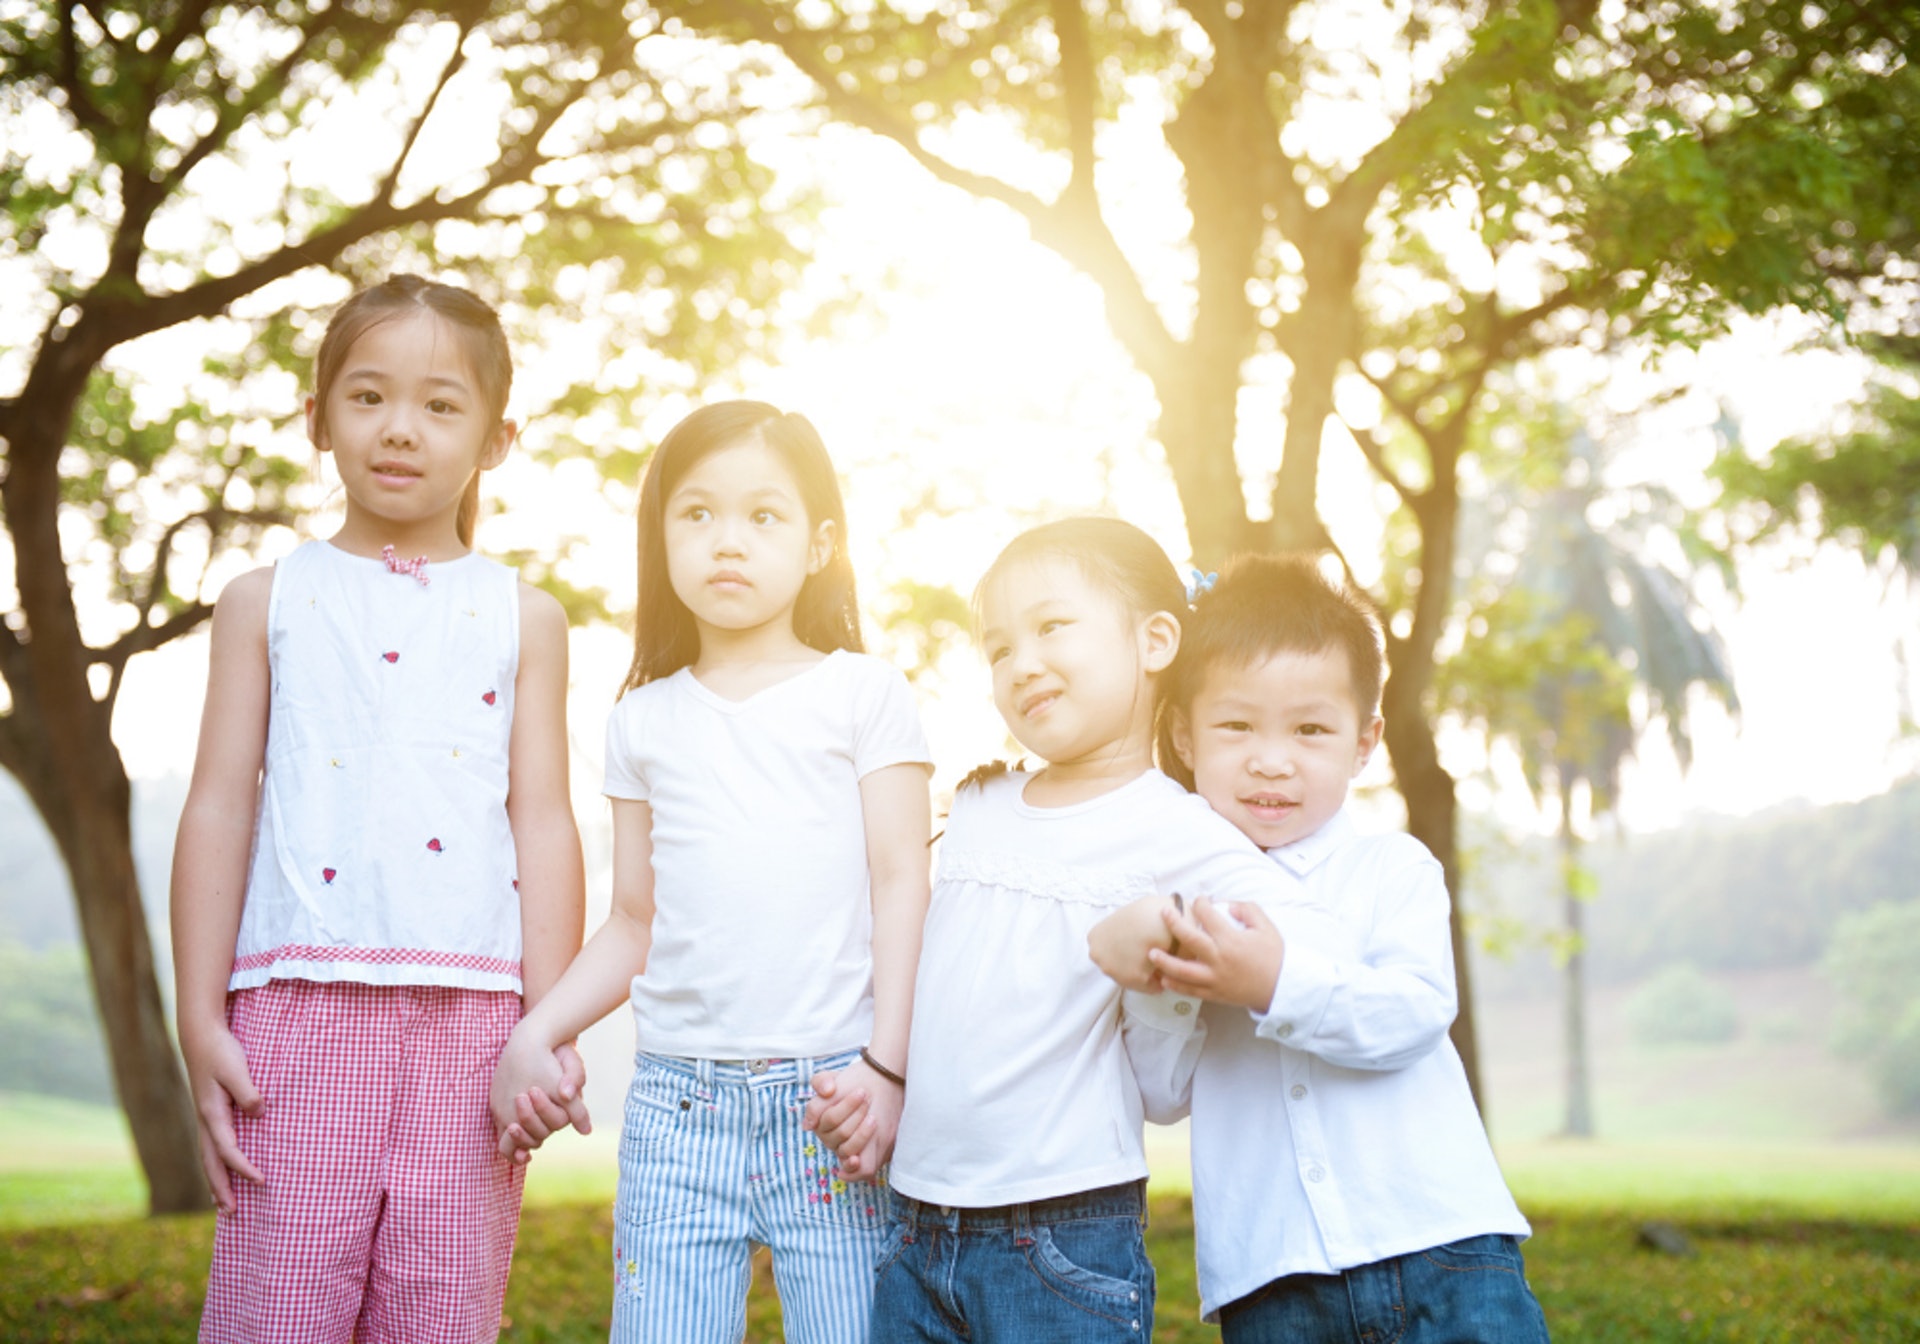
[822,518,1346,1344]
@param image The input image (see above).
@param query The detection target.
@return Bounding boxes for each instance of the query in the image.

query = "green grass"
[4,1196,1917,1343]
[0,1094,146,1228]
[7,1095,1920,1341]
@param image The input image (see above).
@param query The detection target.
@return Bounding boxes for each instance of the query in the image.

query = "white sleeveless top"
[229,540,524,992]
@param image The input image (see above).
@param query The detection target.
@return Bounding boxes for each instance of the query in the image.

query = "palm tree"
[1452,415,1739,1137]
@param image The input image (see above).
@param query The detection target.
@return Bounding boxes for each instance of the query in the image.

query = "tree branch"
[162,14,330,193]
[98,602,211,709]
[701,0,1182,384]
[1182,0,1310,235]
[1048,0,1099,207]
[136,0,222,107]
[56,0,114,137]
[374,19,474,206]
[1339,413,1421,505]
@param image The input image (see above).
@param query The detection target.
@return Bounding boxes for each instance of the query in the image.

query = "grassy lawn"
[5,1096,1919,1341]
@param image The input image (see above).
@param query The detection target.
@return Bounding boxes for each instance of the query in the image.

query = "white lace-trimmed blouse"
[228,540,524,993]
[891,769,1353,1208]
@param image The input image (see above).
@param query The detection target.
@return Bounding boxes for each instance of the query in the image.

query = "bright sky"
[19,17,1916,844]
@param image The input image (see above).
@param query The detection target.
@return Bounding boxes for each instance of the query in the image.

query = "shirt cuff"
[1255,939,1339,1045]
[1124,988,1204,1034]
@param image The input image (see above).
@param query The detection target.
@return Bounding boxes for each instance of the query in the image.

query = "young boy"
[1091,554,1549,1343]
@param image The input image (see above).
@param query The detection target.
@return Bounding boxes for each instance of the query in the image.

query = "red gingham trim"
[232,945,521,978]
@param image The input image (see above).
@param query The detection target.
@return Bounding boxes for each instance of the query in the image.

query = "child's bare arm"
[491,798,658,1155]
[169,569,273,1212]
[1087,892,1181,992]
[803,761,930,1181]
[498,586,590,1155]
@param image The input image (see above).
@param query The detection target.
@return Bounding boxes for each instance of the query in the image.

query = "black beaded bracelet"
[860,1046,906,1087]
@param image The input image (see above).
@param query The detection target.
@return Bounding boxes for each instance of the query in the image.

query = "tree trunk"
[1382,682,1482,1110]
[1559,787,1595,1138]
[42,759,206,1211]
[2,324,205,1215]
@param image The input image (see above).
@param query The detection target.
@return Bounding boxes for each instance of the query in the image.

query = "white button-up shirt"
[1137,809,1530,1320]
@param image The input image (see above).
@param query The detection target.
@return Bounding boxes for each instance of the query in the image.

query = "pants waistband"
[893,1179,1147,1232]
[635,1048,861,1089]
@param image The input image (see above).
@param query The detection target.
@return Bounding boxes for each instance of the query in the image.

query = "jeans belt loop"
[1012,1199,1036,1248]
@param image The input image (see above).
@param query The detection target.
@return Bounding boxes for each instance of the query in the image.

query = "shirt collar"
[1264,808,1357,876]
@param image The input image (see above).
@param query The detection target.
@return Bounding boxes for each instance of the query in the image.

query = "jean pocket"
[612,1064,706,1231]
[873,1214,914,1278]
[1025,1219,1153,1328]
[1418,1233,1524,1274]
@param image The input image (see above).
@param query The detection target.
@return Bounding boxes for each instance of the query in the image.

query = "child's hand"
[491,1032,590,1161]
[1088,893,1180,992]
[1148,897,1286,1012]
[803,1060,901,1183]
[180,1023,265,1213]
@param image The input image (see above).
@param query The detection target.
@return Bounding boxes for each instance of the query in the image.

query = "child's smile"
[1172,646,1382,849]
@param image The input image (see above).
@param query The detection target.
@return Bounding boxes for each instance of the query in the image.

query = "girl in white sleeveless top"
[171,276,584,1344]
[491,401,932,1344]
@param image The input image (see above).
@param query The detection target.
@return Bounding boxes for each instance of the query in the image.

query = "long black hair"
[622,400,862,692]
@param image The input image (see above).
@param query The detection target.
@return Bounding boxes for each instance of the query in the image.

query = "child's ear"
[1168,707,1197,772]
[807,518,837,575]
[306,395,327,452]
[479,418,517,470]
[1353,713,1384,776]
[1141,610,1181,673]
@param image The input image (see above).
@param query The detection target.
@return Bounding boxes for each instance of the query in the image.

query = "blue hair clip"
[1185,568,1218,603]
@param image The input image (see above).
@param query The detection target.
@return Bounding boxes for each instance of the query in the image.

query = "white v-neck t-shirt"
[602,650,929,1058]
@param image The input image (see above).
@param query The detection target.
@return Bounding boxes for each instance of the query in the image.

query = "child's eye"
[1298,723,1330,736]
[987,645,1010,665]
[683,505,711,522]
[349,390,380,406]
[427,398,457,415]
[1038,619,1069,636]
[1214,720,1252,734]
[751,508,780,525]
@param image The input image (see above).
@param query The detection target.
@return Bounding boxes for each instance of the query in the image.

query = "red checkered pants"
[199,980,527,1344]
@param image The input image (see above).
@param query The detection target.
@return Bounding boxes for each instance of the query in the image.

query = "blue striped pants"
[610,1050,885,1343]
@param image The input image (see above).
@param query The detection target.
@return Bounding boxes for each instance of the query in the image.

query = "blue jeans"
[871,1179,1154,1343]
[1219,1234,1550,1344]
[610,1050,886,1344]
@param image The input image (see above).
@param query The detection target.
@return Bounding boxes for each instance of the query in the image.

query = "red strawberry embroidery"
[382,651,399,664]
[512,878,520,891]
[427,838,444,853]
[482,689,497,705]
[322,868,336,884]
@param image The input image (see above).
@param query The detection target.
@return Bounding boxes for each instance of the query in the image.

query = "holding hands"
[1150,897,1286,1012]
[1088,892,1287,1013]
[490,1031,592,1163]
[802,1052,905,1183]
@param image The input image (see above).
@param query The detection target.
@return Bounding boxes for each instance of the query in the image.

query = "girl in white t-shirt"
[491,401,932,1344]
[813,518,1346,1344]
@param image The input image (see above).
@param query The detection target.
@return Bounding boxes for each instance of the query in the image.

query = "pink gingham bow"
[381,544,430,587]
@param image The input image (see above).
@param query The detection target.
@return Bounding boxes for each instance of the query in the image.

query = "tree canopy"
[648,0,1919,1097]
[0,0,808,1212]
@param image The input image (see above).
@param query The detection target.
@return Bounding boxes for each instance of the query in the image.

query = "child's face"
[978,556,1171,770]
[307,311,512,536]
[1171,646,1383,850]
[663,435,834,642]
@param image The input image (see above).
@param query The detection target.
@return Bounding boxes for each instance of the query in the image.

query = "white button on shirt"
[1140,810,1531,1321]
